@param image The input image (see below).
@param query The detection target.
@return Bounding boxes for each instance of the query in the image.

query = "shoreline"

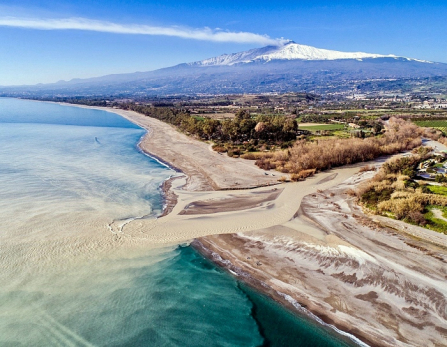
[191,237,372,347]
[32,100,447,346]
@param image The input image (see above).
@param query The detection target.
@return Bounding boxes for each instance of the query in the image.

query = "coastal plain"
[87,106,447,347]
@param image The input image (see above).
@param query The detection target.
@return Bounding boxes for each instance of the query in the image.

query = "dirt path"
[432,208,447,223]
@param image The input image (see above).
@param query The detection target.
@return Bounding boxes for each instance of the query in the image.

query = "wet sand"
[178,188,283,215]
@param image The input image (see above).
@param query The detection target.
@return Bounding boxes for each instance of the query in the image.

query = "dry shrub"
[408,211,427,226]
[241,152,269,160]
[290,169,316,181]
[212,145,226,153]
[356,181,375,197]
[390,191,447,206]
[371,170,387,183]
[254,117,422,176]
[412,146,433,156]
[437,137,447,146]
[420,127,443,141]
[278,176,288,182]
[382,156,420,175]
[391,175,410,190]
[227,148,240,157]
[359,165,376,172]
[255,158,278,170]
[378,197,424,220]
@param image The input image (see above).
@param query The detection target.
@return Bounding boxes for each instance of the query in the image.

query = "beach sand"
[60,104,447,346]
[107,108,280,191]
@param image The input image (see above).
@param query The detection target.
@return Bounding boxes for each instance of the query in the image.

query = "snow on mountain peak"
[191,42,428,66]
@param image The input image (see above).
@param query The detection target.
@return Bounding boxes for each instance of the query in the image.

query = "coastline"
[45,101,447,346]
[190,237,372,347]
[94,105,280,191]
[192,170,447,347]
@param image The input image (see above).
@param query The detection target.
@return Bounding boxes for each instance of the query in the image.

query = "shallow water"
[0,98,357,346]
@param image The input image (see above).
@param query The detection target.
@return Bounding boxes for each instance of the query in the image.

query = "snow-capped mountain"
[2,41,446,96]
[191,41,429,66]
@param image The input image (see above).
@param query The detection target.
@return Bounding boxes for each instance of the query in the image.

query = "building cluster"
[414,100,447,109]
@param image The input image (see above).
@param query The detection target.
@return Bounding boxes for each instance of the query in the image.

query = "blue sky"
[0,0,446,85]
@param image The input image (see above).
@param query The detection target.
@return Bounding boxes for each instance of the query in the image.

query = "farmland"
[413,119,447,134]
[298,123,345,132]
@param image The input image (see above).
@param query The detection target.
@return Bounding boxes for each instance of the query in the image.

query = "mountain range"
[2,41,447,96]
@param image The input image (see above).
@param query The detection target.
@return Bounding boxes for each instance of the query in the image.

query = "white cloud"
[0,16,285,45]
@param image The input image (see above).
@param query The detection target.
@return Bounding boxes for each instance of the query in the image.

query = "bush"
[378,197,424,220]
[407,211,427,226]
[382,156,421,175]
[241,152,269,160]
[278,176,288,182]
[212,145,227,153]
[361,188,393,206]
[290,169,316,181]
[227,148,240,157]
[359,165,376,173]
[255,158,277,170]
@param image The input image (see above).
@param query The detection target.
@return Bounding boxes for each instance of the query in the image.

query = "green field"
[299,124,345,132]
[427,185,447,196]
[413,120,447,134]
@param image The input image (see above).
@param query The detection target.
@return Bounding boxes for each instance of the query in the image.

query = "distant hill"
[2,41,447,96]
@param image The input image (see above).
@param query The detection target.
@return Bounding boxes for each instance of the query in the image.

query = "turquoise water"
[0,98,358,346]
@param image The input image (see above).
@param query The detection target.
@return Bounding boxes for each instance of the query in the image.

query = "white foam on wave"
[278,292,371,347]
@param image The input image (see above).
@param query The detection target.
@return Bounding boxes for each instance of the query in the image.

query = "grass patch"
[332,130,351,138]
[427,185,447,196]
[424,205,447,234]
[299,124,345,132]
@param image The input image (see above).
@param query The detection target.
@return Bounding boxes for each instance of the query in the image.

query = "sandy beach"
[60,104,447,346]
[107,107,280,191]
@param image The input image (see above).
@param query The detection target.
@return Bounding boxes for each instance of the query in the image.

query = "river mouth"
[0,98,358,346]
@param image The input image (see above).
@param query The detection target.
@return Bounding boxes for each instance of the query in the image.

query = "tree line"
[121,103,300,144]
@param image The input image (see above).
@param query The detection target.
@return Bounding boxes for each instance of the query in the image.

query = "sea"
[0,98,359,347]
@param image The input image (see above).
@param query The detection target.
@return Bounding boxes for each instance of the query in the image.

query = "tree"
[222,119,238,141]
[235,109,251,120]
[283,118,298,133]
